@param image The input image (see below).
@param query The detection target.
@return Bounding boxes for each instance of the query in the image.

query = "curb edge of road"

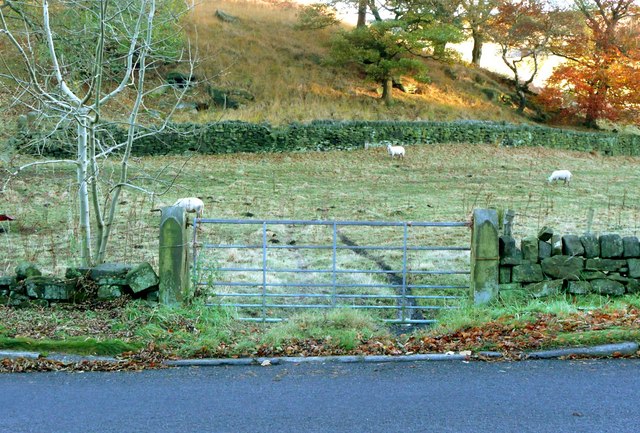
[162,341,640,367]
[1,342,638,367]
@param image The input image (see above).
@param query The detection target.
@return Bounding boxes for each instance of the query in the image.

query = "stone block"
[23,276,74,301]
[607,273,629,283]
[623,236,640,258]
[540,255,584,280]
[538,241,552,261]
[499,266,512,284]
[90,263,134,280]
[0,276,17,290]
[628,259,640,278]
[626,279,640,294]
[95,277,128,286]
[526,279,564,298]
[551,234,563,256]
[512,263,544,283]
[498,283,522,291]
[537,226,553,242]
[500,236,517,257]
[521,236,539,262]
[567,281,592,295]
[600,234,623,258]
[126,262,160,294]
[580,270,606,280]
[500,255,523,266]
[499,234,522,265]
[8,291,30,307]
[97,285,124,300]
[591,279,625,296]
[65,267,92,280]
[585,258,627,272]
[44,285,74,301]
[562,235,584,256]
[580,234,600,258]
[15,262,42,282]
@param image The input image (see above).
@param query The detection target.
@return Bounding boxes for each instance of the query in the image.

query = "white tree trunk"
[77,115,92,265]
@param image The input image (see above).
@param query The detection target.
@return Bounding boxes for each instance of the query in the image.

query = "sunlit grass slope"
[171,0,533,125]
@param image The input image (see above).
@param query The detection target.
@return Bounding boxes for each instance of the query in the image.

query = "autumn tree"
[460,0,499,65]
[295,3,341,30]
[540,0,640,127]
[0,0,193,266]
[488,0,554,113]
[386,0,466,58]
[329,19,427,104]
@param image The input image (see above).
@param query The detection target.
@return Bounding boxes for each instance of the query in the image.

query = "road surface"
[1,359,639,433]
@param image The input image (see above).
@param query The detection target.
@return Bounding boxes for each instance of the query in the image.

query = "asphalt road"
[1,359,639,433]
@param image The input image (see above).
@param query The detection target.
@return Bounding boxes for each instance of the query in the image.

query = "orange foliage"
[539,0,640,127]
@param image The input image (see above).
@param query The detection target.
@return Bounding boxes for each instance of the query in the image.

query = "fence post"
[158,206,191,306]
[470,209,499,304]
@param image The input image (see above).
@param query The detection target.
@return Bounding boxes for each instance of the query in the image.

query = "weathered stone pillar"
[159,206,191,306]
[470,209,499,303]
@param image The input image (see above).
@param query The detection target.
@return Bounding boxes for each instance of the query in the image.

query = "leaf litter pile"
[2,304,640,372]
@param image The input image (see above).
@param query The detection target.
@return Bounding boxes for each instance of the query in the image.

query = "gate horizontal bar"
[202,243,470,251]
[236,317,439,324]
[208,303,457,310]
[198,281,469,290]
[197,218,469,227]
[202,266,470,275]
[207,293,463,300]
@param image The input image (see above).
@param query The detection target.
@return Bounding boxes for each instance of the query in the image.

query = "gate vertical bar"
[332,222,337,307]
[192,217,199,285]
[262,222,268,322]
[401,223,408,322]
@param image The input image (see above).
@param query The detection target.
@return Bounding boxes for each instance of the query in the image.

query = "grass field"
[3,141,640,276]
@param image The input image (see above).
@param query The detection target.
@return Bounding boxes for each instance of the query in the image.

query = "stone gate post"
[470,209,499,303]
[158,206,191,305]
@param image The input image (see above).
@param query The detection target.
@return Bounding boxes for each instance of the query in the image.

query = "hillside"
[164,0,540,126]
[0,0,556,129]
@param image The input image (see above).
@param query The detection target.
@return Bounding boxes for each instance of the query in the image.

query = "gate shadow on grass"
[336,230,424,322]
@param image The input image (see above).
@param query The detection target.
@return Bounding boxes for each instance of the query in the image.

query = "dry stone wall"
[14,120,640,158]
[0,262,159,307]
[499,227,640,297]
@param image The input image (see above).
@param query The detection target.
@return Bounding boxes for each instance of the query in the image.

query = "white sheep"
[387,144,405,158]
[548,170,572,185]
[173,197,204,218]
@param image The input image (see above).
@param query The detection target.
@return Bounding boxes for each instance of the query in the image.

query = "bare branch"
[41,0,81,104]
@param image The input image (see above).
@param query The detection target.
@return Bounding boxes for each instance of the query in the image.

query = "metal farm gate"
[192,218,471,324]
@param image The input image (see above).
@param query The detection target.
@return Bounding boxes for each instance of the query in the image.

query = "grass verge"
[0,337,141,357]
[1,292,639,367]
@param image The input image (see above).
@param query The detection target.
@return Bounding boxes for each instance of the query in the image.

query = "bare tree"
[0,0,194,266]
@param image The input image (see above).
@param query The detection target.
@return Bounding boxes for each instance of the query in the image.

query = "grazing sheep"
[548,170,572,185]
[387,144,405,158]
[173,197,204,218]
